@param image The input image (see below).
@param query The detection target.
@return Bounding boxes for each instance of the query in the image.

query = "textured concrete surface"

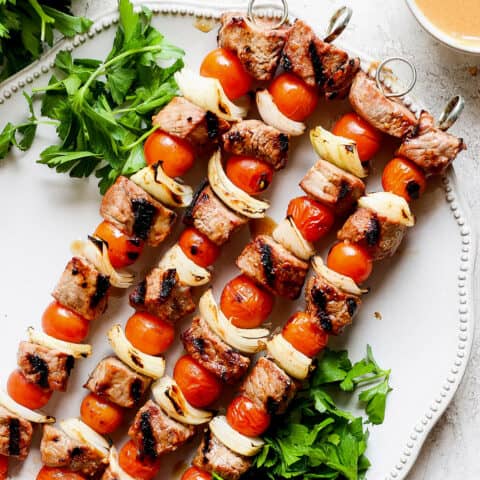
[75,0,479,478]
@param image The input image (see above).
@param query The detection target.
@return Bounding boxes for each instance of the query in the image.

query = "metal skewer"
[375,56,417,98]
[247,0,289,29]
[438,95,464,130]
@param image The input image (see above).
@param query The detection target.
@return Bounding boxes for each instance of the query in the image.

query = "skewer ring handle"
[247,0,289,30]
[375,56,417,98]
[323,6,352,43]
[438,95,464,131]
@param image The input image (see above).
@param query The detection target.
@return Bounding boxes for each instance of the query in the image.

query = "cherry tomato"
[119,440,161,480]
[220,275,274,329]
[42,301,89,343]
[200,48,252,100]
[226,395,271,437]
[282,312,329,357]
[327,241,373,284]
[382,157,427,202]
[173,355,222,408]
[181,466,212,480]
[287,196,335,243]
[36,466,86,480]
[0,455,7,480]
[144,131,195,178]
[125,312,175,355]
[80,393,124,435]
[225,156,274,196]
[7,369,52,410]
[179,227,221,268]
[94,221,144,269]
[332,112,382,162]
[269,73,319,121]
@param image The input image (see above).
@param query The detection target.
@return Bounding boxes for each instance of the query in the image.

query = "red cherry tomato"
[200,48,253,100]
[80,393,124,435]
[173,355,222,408]
[226,395,271,437]
[220,274,274,329]
[282,312,329,357]
[94,221,144,269]
[382,157,427,202]
[327,241,373,284]
[125,312,175,355]
[144,131,195,178]
[287,196,335,243]
[181,467,212,480]
[36,466,86,480]
[42,301,89,343]
[119,440,161,480]
[332,112,382,162]
[0,455,7,480]
[225,156,274,196]
[7,369,52,410]
[269,73,319,121]
[179,227,221,268]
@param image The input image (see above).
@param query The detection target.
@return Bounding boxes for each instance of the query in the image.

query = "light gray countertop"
[74,0,479,478]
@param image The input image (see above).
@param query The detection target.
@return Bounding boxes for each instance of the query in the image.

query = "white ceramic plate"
[0,2,475,479]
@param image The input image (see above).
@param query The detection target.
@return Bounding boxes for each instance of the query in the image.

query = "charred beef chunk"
[152,96,230,154]
[182,316,250,384]
[128,400,195,459]
[129,267,195,323]
[349,71,418,138]
[239,356,297,415]
[84,356,151,408]
[41,425,107,477]
[396,110,465,176]
[218,13,289,81]
[17,341,74,392]
[222,120,289,171]
[193,429,252,480]
[52,256,110,321]
[100,176,176,247]
[305,273,362,336]
[236,235,309,300]
[337,206,407,260]
[0,406,33,460]
[281,19,360,99]
[183,183,247,246]
[300,159,365,215]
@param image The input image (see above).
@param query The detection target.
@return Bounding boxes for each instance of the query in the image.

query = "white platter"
[0,2,475,479]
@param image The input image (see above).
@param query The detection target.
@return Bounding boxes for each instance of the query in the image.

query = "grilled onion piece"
[107,447,136,480]
[27,327,92,359]
[0,389,55,423]
[358,192,415,227]
[272,217,315,260]
[266,334,312,380]
[60,418,110,458]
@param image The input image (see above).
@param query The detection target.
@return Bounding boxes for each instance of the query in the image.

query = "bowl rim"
[404,0,480,55]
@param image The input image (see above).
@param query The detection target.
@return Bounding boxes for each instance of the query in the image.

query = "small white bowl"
[405,0,480,55]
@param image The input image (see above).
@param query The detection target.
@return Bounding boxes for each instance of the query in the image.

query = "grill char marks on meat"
[396,110,466,175]
[281,19,360,99]
[84,356,151,408]
[218,12,289,81]
[128,400,195,458]
[236,235,309,300]
[100,176,176,247]
[222,120,290,171]
[0,406,33,460]
[182,316,250,384]
[349,71,418,138]
[53,256,110,321]
[300,159,366,216]
[17,341,74,392]
[129,267,195,323]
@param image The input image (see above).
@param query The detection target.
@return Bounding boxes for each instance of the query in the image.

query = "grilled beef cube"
[152,96,230,154]
[282,20,360,99]
[41,425,107,477]
[337,207,407,261]
[129,268,195,322]
[182,316,250,384]
[349,71,417,138]
[218,13,289,81]
[222,120,289,171]
[239,356,296,415]
[18,341,74,392]
[128,400,195,459]
[193,429,252,480]
[300,159,365,215]
[101,176,176,247]
[396,110,465,176]
[236,235,309,300]
[0,406,33,460]
[305,273,361,336]
[184,183,247,246]
[84,356,151,408]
